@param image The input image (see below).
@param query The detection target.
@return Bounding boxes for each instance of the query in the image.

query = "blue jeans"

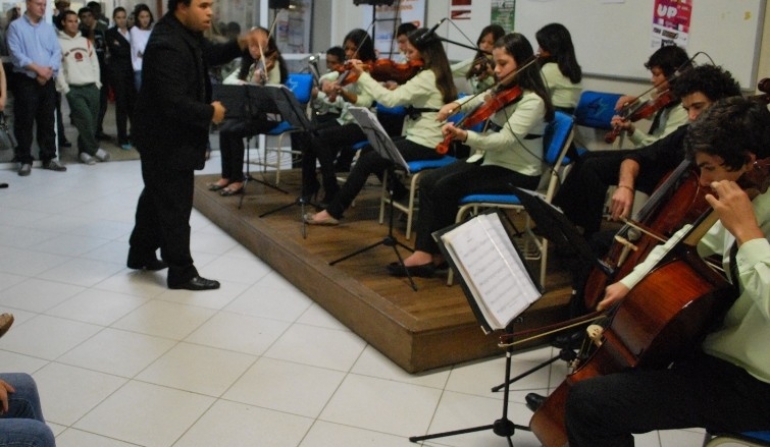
[0,373,55,447]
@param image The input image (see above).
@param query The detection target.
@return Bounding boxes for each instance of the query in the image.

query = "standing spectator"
[51,0,67,30]
[7,0,66,176]
[106,6,135,150]
[129,4,153,91]
[56,10,109,165]
[78,6,109,140]
[87,1,109,28]
[51,1,71,150]
[128,0,250,290]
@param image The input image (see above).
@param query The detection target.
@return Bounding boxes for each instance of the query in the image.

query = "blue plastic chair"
[257,73,314,185]
[448,111,575,287]
[572,90,623,152]
[379,155,458,240]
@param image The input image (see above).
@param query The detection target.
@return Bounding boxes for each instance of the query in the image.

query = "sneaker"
[41,159,67,172]
[94,148,110,162]
[18,163,31,176]
[79,153,96,165]
[120,142,132,150]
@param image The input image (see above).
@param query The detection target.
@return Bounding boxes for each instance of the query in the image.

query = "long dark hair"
[408,28,457,104]
[239,27,288,84]
[344,28,376,63]
[536,23,582,84]
[466,24,505,80]
[132,3,154,30]
[498,33,554,121]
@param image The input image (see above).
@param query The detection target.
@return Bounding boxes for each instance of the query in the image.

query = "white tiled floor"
[0,157,707,446]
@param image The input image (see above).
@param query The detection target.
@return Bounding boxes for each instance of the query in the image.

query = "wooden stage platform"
[193,170,575,373]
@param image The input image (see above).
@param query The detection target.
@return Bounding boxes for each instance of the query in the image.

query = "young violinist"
[450,25,505,95]
[391,32,554,277]
[304,27,457,225]
[553,65,741,242]
[393,22,417,64]
[207,27,288,196]
[611,45,691,148]
[535,23,582,114]
[299,29,376,205]
[310,46,346,123]
[564,97,770,446]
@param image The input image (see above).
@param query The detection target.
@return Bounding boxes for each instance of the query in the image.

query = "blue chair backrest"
[286,73,314,104]
[543,111,574,165]
[574,91,623,130]
[375,102,408,116]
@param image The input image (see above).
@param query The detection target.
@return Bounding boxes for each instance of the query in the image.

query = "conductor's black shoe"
[169,276,220,291]
[127,258,169,271]
[386,262,435,278]
[525,393,546,412]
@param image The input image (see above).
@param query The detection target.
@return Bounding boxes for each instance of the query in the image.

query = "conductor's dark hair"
[167,0,191,12]
[685,96,770,170]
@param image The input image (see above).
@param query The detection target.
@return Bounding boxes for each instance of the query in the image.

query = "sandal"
[220,185,244,196]
[207,181,229,191]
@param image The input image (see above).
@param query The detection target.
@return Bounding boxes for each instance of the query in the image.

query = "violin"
[335,59,423,86]
[530,159,770,447]
[605,90,676,144]
[436,84,523,154]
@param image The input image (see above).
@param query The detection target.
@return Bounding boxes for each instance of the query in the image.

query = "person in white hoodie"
[56,10,109,165]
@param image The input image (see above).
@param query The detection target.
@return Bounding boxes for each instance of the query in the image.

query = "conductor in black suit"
[128,0,250,290]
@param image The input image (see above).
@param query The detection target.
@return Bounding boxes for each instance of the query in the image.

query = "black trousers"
[325,137,441,219]
[96,71,108,135]
[218,119,278,182]
[109,65,136,143]
[300,121,366,199]
[12,74,57,164]
[414,161,540,254]
[129,162,198,287]
[565,352,770,447]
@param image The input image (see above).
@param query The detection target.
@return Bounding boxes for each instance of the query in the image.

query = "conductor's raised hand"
[211,101,226,124]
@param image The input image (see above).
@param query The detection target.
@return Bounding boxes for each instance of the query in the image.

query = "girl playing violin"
[390,32,554,278]
[536,23,582,115]
[299,28,377,205]
[610,45,690,148]
[207,27,288,196]
[566,97,770,446]
[304,27,457,225]
[450,25,505,95]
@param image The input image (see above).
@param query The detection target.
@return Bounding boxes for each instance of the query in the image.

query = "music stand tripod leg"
[408,324,530,445]
[329,164,417,291]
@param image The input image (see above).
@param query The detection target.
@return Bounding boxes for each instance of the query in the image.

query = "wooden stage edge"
[193,171,574,373]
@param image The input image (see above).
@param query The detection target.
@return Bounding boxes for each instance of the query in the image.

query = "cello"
[529,158,770,447]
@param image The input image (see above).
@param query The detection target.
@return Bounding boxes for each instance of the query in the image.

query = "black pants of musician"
[12,75,57,165]
[324,137,441,220]
[128,162,197,287]
[565,352,770,447]
[218,119,278,183]
[300,121,366,202]
[414,161,540,254]
[553,149,665,238]
[109,64,136,144]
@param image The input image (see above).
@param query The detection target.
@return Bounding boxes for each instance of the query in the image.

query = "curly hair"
[671,65,741,102]
[685,96,770,170]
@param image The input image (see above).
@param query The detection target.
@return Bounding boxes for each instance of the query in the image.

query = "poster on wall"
[491,0,515,32]
[275,0,312,54]
[362,0,426,59]
[450,0,472,21]
[651,0,691,50]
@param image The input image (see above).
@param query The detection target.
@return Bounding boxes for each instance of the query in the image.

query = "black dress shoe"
[127,258,168,271]
[525,393,547,412]
[386,262,436,278]
[169,276,220,291]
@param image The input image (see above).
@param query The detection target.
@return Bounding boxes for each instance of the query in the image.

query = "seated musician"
[207,27,288,196]
[610,45,691,148]
[553,65,741,241]
[564,97,770,446]
[535,23,583,115]
[299,29,376,205]
[450,25,505,95]
[391,32,554,278]
[304,28,457,226]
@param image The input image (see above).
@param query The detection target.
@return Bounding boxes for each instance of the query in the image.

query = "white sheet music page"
[442,213,541,330]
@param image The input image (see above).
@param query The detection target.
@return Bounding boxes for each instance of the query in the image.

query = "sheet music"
[348,107,410,174]
[441,213,541,330]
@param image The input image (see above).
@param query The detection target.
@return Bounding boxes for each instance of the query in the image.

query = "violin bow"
[256,14,280,84]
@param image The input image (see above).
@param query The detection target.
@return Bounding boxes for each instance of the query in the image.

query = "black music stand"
[213,84,290,206]
[411,210,542,446]
[328,107,417,291]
